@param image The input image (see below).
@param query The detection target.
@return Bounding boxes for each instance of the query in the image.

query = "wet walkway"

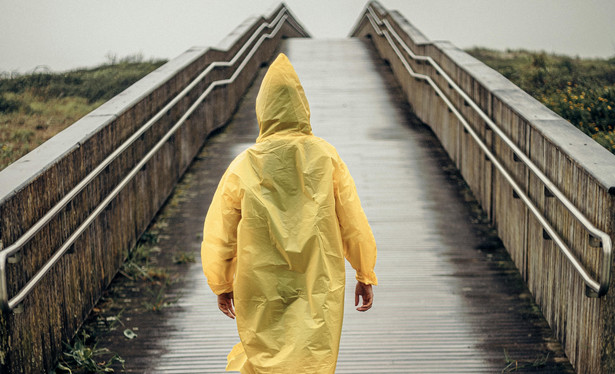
[96,39,573,373]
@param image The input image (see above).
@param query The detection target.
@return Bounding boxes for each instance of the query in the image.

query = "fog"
[1,0,613,73]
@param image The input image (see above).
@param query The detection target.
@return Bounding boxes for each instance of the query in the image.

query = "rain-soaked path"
[94,39,574,373]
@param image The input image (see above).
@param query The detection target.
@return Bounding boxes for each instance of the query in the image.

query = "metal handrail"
[0,9,295,312]
[362,4,612,297]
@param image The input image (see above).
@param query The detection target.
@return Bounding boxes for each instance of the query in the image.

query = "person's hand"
[218,292,235,319]
[355,282,373,312]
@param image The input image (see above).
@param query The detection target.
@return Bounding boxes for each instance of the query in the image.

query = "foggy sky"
[1,0,614,73]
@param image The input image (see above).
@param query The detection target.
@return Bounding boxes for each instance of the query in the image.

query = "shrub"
[467,48,615,154]
[0,57,167,170]
[0,58,166,103]
[0,94,21,113]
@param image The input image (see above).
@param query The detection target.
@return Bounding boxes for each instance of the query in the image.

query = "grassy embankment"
[0,56,166,171]
[1,50,614,169]
[466,48,615,154]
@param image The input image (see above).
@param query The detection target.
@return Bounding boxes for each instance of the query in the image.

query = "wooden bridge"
[1,2,614,373]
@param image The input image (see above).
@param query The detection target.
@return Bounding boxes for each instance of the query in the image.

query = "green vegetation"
[55,331,124,373]
[172,251,196,264]
[0,55,166,171]
[466,48,615,154]
[118,229,182,313]
[55,221,186,372]
[502,349,550,372]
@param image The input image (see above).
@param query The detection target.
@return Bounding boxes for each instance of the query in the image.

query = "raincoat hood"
[255,53,312,142]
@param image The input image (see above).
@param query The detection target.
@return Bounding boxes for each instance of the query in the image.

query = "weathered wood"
[351,2,615,373]
[83,37,573,374]
[0,5,309,373]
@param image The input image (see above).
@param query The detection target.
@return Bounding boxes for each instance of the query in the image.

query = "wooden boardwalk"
[94,39,574,373]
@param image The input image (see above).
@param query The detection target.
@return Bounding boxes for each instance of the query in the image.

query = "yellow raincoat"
[201,53,378,373]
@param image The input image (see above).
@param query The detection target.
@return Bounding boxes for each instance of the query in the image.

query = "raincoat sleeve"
[201,168,242,295]
[333,154,378,286]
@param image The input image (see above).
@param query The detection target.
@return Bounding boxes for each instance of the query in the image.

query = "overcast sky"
[1,0,614,73]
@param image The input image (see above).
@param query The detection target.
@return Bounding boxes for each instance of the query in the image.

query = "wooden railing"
[351,2,615,373]
[0,4,308,373]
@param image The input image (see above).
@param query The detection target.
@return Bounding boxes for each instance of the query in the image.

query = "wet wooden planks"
[99,39,574,373]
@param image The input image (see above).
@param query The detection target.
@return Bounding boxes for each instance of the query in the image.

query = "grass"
[0,55,166,171]
[118,231,180,313]
[502,349,550,372]
[466,47,615,154]
[55,331,124,374]
[0,93,103,170]
[172,251,196,265]
[0,54,165,104]
[54,220,190,372]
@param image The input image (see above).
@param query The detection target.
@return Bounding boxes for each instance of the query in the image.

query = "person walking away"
[201,53,378,373]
